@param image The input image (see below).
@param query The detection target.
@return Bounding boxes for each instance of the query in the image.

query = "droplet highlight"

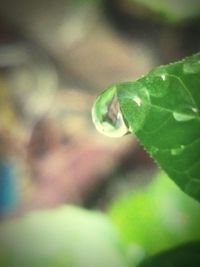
[92,86,129,138]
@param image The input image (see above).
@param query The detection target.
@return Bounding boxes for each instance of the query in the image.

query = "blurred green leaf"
[0,206,128,267]
[108,172,200,259]
[137,241,200,267]
[131,0,200,23]
[92,52,200,202]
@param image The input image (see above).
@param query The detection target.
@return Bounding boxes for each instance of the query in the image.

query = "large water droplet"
[183,58,200,74]
[92,86,129,138]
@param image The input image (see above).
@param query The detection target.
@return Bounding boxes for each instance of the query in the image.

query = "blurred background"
[0,0,199,218]
[0,1,200,267]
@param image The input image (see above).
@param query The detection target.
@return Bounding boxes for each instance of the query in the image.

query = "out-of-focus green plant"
[75,0,100,5]
[76,0,200,23]
[131,0,200,23]
[0,206,128,267]
[108,171,200,262]
[138,241,200,267]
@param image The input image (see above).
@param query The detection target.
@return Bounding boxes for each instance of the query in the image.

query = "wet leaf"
[92,52,200,201]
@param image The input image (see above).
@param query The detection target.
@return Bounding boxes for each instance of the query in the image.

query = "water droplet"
[92,86,129,138]
[171,145,185,156]
[173,107,198,121]
[173,112,194,122]
[191,107,198,113]
[133,96,142,106]
[183,58,200,74]
[146,72,169,98]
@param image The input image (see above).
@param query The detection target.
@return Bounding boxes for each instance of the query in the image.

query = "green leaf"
[92,52,200,201]
[137,241,200,267]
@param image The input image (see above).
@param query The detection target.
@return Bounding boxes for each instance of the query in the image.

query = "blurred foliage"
[138,241,200,267]
[131,0,200,23]
[76,0,200,23]
[76,0,100,3]
[117,0,200,24]
[0,206,129,267]
[108,171,200,260]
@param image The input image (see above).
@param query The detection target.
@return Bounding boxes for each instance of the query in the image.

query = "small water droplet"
[183,58,200,74]
[133,96,142,106]
[191,107,198,113]
[92,86,129,138]
[146,72,169,98]
[171,145,185,156]
[173,108,198,122]
[173,112,194,122]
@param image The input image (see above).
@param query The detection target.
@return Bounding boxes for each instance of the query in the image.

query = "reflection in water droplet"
[173,112,196,122]
[92,86,129,138]
[171,145,185,156]
[183,59,200,74]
